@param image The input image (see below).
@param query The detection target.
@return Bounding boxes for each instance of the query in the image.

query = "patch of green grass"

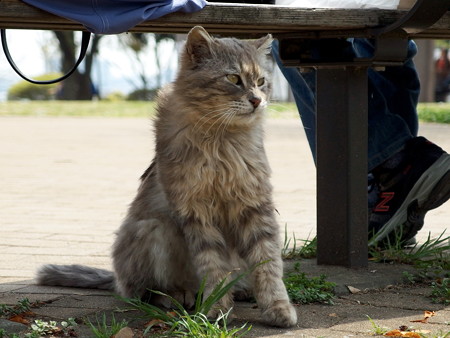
[1,100,449,123]
[369,230,450,270]
[170,310,250,337]
[86,313,128,338]
[121,266,259,337]
[0,101,156,118]
[283,262,335,305]
[10,318,77,338]
[266,101,298,118]
[26,319,60,337]
[418,103,450,124]
[24,318,77,338]
[0,298,31,317]
[0,329,20,338]
[282,230,334,305]
[427,331,450,338]
[282,226,317,260]
[430,278,450,305]
[366,315,388,335]
[0,100,299,119]
[370,230,450,305]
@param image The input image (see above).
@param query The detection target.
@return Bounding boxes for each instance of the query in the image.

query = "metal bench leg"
[316,66,368,268]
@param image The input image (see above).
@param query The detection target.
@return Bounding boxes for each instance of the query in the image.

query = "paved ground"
[0,116,449,337]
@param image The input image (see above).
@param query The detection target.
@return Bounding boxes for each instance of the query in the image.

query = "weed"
[366,315,388,335]
[26,319,59,337]
[369,230,450,272]
[371,230,450,305]
[282,226,317,260]
[402,271,417,284]
[0,330,20,338]
[0,298,31,317]
[86,313,128,338]
[0,318,77,338]
[428,331,450,338]
[430,278,450,305]
[121,266,258,337]
[283,263,335,305]
[170,310,251,337]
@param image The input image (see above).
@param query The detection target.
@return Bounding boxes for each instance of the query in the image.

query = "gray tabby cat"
[37,26,297,328]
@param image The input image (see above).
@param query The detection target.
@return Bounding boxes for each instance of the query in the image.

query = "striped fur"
[37,26,297,328]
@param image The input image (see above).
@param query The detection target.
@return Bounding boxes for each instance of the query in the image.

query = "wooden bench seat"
[1,0,450,38]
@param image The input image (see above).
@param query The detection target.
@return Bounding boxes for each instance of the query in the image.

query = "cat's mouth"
[237,103,266,116]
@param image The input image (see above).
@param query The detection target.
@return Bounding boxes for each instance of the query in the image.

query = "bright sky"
[0,30,291,101]
[0,30,179,101]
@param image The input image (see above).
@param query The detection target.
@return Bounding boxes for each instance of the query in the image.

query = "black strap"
[1,30,91,85]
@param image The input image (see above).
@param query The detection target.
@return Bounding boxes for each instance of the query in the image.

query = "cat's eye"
[257,77,265,86]
[226,74,242,85]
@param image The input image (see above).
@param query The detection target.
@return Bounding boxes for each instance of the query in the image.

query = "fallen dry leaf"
[384,329,421,338]
[410,310,436,323]
[384,329,403,337]
[402,332,421,338]
[8,314,29,325]
[424,311,435,318]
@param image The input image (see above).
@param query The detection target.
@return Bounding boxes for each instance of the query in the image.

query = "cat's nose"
[249,97,261,108]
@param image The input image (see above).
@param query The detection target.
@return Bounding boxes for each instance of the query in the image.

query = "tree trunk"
[54,31,102,100]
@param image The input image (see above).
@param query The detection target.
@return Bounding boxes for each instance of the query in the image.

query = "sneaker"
[368,137,450,246]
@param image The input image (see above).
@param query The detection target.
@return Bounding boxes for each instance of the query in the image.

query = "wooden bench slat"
[1,0,450,38]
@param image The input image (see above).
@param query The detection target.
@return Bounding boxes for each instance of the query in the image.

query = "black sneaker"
[368,137,450,246]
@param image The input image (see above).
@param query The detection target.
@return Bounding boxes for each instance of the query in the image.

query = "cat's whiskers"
[203,110,232,139]
[192,110,221,134]
[191,105,232,135]
[211,101,245,136]
[193,106,236,138]
[217,108,238,139]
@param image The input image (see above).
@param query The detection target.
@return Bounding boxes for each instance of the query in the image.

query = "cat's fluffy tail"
[36,264,115,290]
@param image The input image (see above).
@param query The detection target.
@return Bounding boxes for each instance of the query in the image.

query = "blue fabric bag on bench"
[22,0,207,34]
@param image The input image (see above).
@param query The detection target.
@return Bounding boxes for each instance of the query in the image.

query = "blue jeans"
[272,39,420,171]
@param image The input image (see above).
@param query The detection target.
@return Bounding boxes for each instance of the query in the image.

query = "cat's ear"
[185,26,215,65]
[253,34,273,54]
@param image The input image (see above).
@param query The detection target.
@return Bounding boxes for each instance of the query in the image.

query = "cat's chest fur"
[157,126,272,225]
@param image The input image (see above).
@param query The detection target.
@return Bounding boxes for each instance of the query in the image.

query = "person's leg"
[350,38,420,170]
[272,39,419,169]
[274,38,450,246]
[272,38,417,217]
[272,40,316,164]
[354,40,450,245]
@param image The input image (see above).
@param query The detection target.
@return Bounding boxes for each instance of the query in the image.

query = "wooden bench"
[1,0,449,268]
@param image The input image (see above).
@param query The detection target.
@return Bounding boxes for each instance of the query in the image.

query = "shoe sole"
[369,153,450,246]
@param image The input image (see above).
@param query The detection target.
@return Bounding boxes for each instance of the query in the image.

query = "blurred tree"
[119,33,176,98]
[153,34,176,89]
[54,32,103,100]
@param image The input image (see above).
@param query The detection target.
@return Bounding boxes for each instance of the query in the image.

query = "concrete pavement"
[0,116,449,337]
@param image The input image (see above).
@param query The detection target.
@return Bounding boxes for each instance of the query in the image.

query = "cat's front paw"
[206,306,234,324]
[261,300,297,328]
[206,294,234,322]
